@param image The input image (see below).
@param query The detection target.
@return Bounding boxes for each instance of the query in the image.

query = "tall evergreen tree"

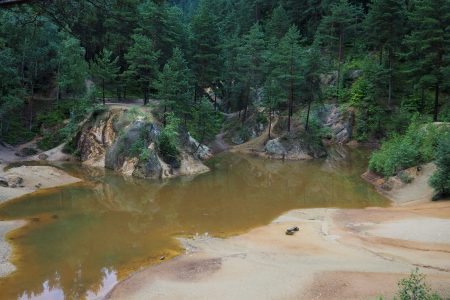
[190,0,222,94]
[299,48,323,131]
[236,23,267,121]
[125,34,160,105]
[56,31,88,99]
[315,0,362,101]
[263,76,283,139]
[156,48,192,125]
[91,49,120,105]
[365,0,406,107]
[271,25,304,132]
[404,0,450,121]
[265,5,291,42]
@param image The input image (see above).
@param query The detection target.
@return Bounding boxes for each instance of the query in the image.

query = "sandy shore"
[0,220,25,277]
[108,164,450,300]
[0,165,82,205]
[0,145,82,278]
[108,203,450,300]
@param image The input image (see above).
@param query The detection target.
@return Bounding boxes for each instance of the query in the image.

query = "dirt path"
[230,117,279,155]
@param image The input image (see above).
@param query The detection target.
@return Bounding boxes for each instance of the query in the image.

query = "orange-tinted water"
[0,149,387,299]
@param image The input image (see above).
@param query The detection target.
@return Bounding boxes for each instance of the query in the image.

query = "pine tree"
[125,34,160,105]
[155,48,192,126]
[263,76,283,139]
[365,0,406,107]
[270,25,304,132]
[91,49,120,105]
[315,0,362,101]
[137,1,186,64]
[236,23,267,122]
[56,31,88,99]
[265,5,291,42]
[190,0,222,93]
[404,0,450,121]
[299,47,323,131]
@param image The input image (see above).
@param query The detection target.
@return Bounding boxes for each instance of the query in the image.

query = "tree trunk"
[143,87,148,105]
[388,48,392,108]
[268,109,272,140]
[288,79,294,133]
[305,101,311,131]
[194,84,197,103]
[163,105,167,127]
[336,27,344,102]
[214,93,217,111]
[379,47,383,65]
[420,88,425,113]
[434,84,439,122]
[102,78,105,105]
[242,86,250,123]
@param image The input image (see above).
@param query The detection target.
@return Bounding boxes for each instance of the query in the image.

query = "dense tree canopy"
[0,0,449,146]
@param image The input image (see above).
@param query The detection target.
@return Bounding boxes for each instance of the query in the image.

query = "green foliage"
[396,269,442,300]
[189,98,223,143]
[429,132,450,196]
[190,0,222,88]
[157,113,180,167]
[398,171,413,184]
[369,121,447,177]
[57,31,88,95]
[125,34,160,104]
[91,48,120,103]
[155,48,192,120]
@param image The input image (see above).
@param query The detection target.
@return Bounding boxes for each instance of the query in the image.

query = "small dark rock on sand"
[285,226,300,235]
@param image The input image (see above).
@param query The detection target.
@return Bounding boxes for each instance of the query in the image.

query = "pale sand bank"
[0,165,82,205]
[108,204,450,300]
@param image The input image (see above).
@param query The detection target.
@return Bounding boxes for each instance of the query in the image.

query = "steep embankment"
[74,106,211,179]
[362,163,436,205]
[229,104,354,160]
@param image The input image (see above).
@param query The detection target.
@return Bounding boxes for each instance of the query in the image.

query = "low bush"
[429,132,450,198]
[396,268,442,300]
[369,120,447,177]
[157,113,180,167]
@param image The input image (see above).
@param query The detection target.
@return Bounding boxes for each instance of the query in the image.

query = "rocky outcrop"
[74,107,210,179]
[321,104,355,144]
[265,134,327,160]
[76,109,123,167]
[265,138,287,157]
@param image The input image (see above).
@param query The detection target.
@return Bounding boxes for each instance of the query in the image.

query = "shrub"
[129,138,146,157]
[369,121,449,177]
[396,268,442,300]
[429,132,450,197]
[37,110,65,127]
[398,171,413,184]
[157,113,180,167]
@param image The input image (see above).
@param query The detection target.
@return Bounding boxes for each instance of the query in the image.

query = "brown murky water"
[0,148,388,299]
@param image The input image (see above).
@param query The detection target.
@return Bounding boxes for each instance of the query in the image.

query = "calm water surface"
[0,149,388,299]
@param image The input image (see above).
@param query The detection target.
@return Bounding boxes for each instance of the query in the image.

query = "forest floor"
[108,165,450,300]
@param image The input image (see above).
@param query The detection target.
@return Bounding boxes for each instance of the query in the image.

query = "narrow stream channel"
[0,148,388,300]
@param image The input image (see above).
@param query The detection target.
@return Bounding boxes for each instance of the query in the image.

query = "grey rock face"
[265,138,287,156]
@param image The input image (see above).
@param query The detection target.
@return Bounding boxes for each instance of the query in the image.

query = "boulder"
[321,104,354,144]
[187,134,212,160]
[1,175,24,188]
[15,147,38,157]
[38,153,49,161]
[0,177,8,187]
[265,138,287,156]
[347,69,363,81]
